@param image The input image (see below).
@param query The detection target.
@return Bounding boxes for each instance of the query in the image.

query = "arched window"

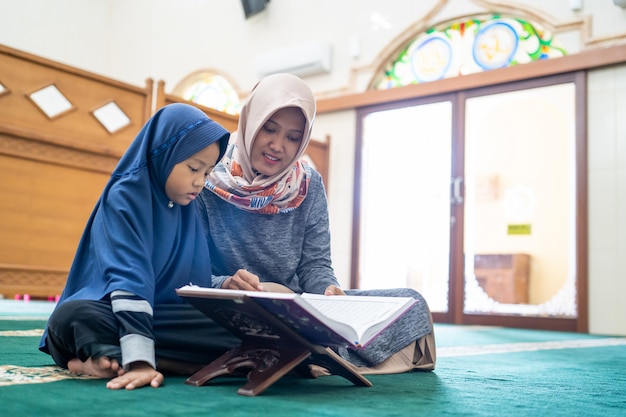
[372,14,567,90]
[174,71,242,115]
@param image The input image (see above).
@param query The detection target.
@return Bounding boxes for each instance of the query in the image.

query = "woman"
[39,103,240,389]
[198,73,436,374]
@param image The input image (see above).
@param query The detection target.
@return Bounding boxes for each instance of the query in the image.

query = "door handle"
[451,176,464,205]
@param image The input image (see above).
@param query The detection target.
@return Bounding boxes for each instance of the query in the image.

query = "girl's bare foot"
[67,357,121,378]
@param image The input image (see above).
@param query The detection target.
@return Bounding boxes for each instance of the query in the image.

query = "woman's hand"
[324,285,345,296]
[222,269,264,291]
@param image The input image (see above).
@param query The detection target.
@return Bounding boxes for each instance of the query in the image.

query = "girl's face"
[250,107,305,177]
[165,142,220,206]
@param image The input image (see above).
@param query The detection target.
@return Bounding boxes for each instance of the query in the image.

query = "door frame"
[454,71,587,332]
[351,71,588,332]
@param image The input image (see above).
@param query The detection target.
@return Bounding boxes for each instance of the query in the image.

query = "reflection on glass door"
[357,101,452,313]
[463,82,577,318]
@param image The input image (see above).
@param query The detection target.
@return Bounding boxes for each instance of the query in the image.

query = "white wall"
[311,110,356,287]
[2,0,626,335]
[587,64,626,336]
[4,0,621,96]
[2,0,449,95]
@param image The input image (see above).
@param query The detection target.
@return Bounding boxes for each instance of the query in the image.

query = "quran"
[175,284,417,395]
[176,284,416,348]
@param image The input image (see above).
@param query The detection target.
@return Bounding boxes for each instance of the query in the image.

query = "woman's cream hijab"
[205,73,316,214]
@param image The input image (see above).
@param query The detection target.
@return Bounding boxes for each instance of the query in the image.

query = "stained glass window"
[180,73,241,115]
[372,15,567,90]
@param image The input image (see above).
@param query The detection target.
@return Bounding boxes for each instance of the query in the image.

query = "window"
[372,15,567,90]
[175,71,242,115]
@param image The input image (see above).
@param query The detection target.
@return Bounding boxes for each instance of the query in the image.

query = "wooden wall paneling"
[0,45,153,299]
[304,136,330,192]
[0,129,113,298]
[0,264,70,301]
[0,45,332,298]
[0,45,153,156]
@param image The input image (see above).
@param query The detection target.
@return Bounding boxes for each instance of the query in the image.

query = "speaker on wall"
[241,0,270,19]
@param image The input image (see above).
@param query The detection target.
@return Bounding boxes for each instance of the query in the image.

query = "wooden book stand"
[180,292,372,396]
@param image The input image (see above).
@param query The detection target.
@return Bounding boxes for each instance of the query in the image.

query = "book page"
[176,284,297,300]
[176,285,415,348]
[299,294,414,343]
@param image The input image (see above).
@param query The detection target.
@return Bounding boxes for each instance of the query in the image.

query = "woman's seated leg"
[339,287,436,372]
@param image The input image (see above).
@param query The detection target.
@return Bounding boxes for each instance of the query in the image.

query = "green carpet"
[1,301,625,416]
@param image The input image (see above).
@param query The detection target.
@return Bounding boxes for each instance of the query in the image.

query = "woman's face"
[250,107,305,177]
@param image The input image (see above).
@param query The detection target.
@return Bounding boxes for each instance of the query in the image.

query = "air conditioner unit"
[255,41,332,78]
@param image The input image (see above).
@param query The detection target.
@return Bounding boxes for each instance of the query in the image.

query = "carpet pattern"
[1,301,625,416]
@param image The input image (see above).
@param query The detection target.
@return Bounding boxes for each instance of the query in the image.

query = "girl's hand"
[105,361,163,390]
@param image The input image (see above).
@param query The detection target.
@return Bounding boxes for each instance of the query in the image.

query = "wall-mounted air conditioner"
[255,41,332,78]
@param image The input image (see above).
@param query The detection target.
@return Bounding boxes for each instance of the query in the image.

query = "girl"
[39,103,239,389]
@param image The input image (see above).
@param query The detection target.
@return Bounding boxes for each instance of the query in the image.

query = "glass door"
[354,97,453,314]
[353,73,586,331]
[461,74,585,330]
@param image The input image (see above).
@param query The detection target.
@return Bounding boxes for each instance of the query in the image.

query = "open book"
[176,284,417,348]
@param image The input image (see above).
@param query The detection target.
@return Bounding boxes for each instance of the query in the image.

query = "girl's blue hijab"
[52,103,229,307]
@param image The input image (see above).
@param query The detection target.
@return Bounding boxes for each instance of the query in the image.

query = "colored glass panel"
[373,15,567,90]
[182,73,241,115]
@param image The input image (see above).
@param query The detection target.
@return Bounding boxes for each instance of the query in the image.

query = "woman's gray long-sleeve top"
[197,169,339,295]
[197,168,433,367]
